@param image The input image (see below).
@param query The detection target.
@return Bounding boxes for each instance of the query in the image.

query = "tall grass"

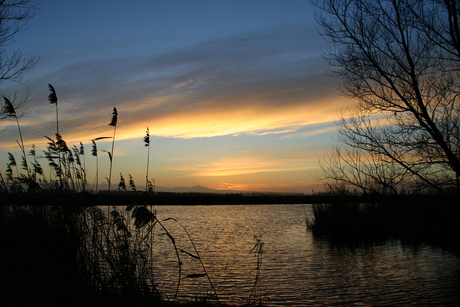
[76,204,162,300]
[306,202,388,240]
[0,197,88,306]
[306,195,460,251]
[2,96,29,177]
[1,85,270,306]
[107,107,118,193]
[48,84,64,188]
[91,137,114,193]
[144,126,150,192]
[48,84,59,134]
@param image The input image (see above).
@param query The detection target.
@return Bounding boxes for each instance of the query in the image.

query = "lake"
[141,204,460,306]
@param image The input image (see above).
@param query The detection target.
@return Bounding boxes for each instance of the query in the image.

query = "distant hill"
[155,185,244,193]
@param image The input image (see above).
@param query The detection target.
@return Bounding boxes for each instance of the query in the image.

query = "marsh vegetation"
[1,84,268,306]
[0,193,274,306]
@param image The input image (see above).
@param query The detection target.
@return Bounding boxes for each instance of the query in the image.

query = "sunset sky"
[0,0,352,193]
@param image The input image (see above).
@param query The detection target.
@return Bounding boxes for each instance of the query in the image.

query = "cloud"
[170,145,322,177]
[2,23,344,149]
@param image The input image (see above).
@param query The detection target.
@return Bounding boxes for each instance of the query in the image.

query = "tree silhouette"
[314,0,460,194]
[0,0,39,85]
[0,1,40,120]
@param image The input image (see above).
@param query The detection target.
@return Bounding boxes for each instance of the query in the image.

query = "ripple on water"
[138,204,460,306]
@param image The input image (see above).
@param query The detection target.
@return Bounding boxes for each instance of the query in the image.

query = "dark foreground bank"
[0,191,268,307]
[1,191,458,306]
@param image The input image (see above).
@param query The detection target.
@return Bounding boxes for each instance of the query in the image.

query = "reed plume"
[118,173,126,192]
[7,152,18,180]
[28,144,46,183]
[108,107,118,193]
[92,137,111,193]
[128,174,136,192]
[91,140,99,193]
[2,97,29,176]
[144,127,150,192]
[48,84,58,134]
[79,142,86,190]
[44,135,61,184]
[48,85,64,188]
[72,144,86,191]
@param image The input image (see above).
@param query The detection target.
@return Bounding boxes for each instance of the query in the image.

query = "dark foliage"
[306,194,460,253]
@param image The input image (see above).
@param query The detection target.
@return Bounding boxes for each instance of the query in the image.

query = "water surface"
[147,204,460,306]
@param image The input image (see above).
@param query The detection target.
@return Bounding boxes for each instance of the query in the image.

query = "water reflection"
[146,204,460,306]
[305,240,460,306]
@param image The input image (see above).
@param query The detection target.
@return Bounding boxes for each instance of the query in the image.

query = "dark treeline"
[3,189,457,207]
[85,190,459,207]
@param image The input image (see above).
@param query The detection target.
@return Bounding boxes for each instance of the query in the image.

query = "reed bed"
[1,85,266,306]
[0,192,261,306]
[306,196,460,251]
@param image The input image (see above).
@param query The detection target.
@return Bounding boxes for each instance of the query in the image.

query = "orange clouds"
[188,156,312,177]
[103,94,348,142]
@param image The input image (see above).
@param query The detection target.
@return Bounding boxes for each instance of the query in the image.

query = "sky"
[0,0,352,193]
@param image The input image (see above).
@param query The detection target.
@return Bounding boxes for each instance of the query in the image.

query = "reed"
[129,174,136,192]
[247,236,264,307]
[0,188,274,306]
[0,198,89,306]
[0,194,185,305]
[76,204,161,300]
[29,144,45,183]
[48,84,59,134]
[1,84,275,305]
[107,107,118,193]
[48,84,65,189]
[2,96,29,177]
[91,137,113,193]
[163,217,220,303]
[42,134,88,192]
[144,126,150,192]
[306,202,390,241]
[306,194,460,252]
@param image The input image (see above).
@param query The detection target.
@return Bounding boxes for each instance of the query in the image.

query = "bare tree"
[313,0,460,193]
[0,0,39,84]
[0,1,40,120]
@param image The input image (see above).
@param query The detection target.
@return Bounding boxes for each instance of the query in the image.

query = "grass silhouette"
[108,107,118,193]
[0,85,268,307]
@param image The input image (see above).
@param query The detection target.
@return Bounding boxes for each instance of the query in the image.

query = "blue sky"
[0,1,350,193]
